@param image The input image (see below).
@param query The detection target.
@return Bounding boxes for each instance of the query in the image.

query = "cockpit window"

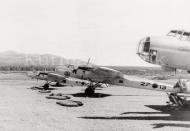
[167,30,190,41]
[181,32,190,41]
[183,32,190,36]
[143,41,150,52]
[167,30,177,37]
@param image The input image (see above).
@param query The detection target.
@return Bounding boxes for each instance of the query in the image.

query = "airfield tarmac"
[0,73,190,131]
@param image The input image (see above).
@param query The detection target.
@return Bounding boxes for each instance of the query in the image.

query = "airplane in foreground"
[30,64,125,94]
[137,29,190,73]
[55,64,126,95]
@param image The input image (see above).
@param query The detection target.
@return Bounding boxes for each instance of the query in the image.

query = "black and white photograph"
[0,0,190,130]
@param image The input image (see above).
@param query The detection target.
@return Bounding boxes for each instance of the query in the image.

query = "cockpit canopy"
[167,30,190,41]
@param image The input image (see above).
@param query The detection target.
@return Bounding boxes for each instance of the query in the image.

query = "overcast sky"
[0,0,190,66]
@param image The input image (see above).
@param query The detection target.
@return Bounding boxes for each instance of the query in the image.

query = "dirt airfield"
[0,73,190,131]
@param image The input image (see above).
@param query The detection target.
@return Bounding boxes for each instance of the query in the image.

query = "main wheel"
[85,87,95,96]
[43,83,49,90]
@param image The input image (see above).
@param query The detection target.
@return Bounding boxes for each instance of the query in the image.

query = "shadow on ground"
[152,123,190,129]
[64,92,160,98]
[79,104,190,128]
[69,92,112,98]
[29,86,57,90]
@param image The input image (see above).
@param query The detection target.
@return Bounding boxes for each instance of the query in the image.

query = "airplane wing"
[28,71,90,87]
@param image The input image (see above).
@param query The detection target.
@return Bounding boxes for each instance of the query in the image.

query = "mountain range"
[0,51,86,66]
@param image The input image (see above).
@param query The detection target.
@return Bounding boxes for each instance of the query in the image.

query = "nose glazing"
[137,36,151,62]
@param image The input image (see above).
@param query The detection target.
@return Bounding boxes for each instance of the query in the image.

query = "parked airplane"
[45,64,125,95]
[137,29,190,73]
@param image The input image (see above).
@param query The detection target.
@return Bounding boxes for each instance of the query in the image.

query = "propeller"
[77,57,95,71]
[87,58,91,65]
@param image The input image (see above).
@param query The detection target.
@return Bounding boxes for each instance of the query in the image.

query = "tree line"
[0,65,55,71]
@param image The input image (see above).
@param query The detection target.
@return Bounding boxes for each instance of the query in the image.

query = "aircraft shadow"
[29,86,57,90]
[79,105,190,128]
[70,93,112,98]
[152,123,190,129]
[120,112,163,115]
[79,116,174,121]
[66,93,157,98]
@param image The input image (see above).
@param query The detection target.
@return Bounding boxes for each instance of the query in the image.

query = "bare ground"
[0,73,190,131]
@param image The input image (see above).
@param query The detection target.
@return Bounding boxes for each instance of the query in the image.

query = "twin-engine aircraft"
[32,64,126,95]
[137,30,190,72]
[55,64,127,95]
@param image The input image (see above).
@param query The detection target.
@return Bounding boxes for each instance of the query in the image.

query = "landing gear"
[85,86,95,96]
[42,82,50,90]
[167,93,186,108]
[84,81,100,96]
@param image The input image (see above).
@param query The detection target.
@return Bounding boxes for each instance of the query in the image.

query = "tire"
[43,83,49,90]
[85,87,95,96]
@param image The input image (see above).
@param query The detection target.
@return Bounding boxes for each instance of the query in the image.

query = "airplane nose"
[137,36,151,62]
[137,37,150,54]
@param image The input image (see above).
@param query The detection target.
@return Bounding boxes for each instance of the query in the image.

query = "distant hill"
[0,51,86,67]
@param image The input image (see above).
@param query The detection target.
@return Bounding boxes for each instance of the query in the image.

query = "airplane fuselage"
[55,66,125,86]
[137,30,190,71]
